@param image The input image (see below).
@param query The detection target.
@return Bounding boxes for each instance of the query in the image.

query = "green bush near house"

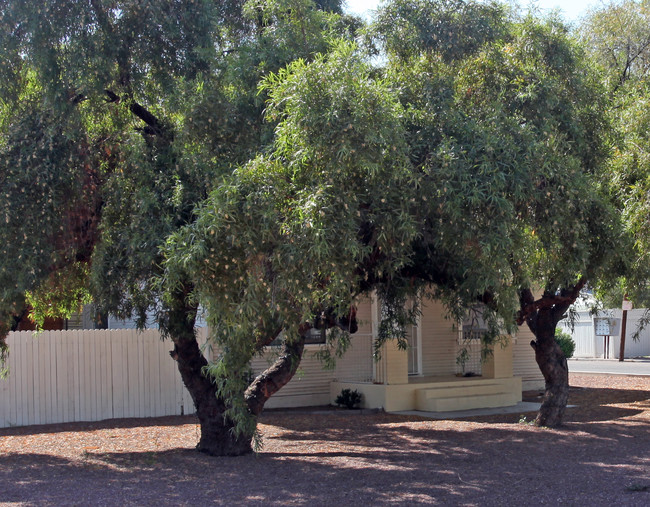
[555,329,576,359]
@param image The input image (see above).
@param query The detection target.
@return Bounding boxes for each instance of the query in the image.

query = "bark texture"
[168,299,359,455]
[246,335,306,416]
[527,308,569,427]
[171,330,252,456]
[518,282,584,427]
[167,290,252,456]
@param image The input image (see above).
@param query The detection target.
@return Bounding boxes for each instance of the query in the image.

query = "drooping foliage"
[580,0,650,307]
[376,3,619,327]
[0,0,352,337]
[374,2,622,427]
[0,89,101,367]
[0,0,361,452]
[165,43,414,434]
[167,0,621,432]
[0,0,626,441]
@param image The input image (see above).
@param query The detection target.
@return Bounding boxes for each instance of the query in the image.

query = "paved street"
[568,358,650,376]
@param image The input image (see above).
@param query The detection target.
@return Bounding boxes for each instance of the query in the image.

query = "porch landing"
[331,375,522,413]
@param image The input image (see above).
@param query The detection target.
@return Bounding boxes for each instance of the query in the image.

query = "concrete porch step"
[416,382,506,399]
[415,379,520,412]
[417,392,518,412]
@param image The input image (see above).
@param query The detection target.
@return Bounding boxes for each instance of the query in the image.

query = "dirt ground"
[1,373,649,506]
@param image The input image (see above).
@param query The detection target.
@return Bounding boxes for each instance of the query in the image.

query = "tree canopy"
[575,0,650,311]
[0,0,634,450]
[0,0,360,453]
[166,0,622,430]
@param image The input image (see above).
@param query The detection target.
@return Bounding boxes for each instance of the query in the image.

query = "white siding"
[561,309,650,359]
[334,299,374,383]
[251,300,376,407]
[419,299,459,376]
[512,326,544,390]
[251,350,335,409]
[1,328,207,428]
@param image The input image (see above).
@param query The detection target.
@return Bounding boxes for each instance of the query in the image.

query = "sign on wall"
[593,317,621,336]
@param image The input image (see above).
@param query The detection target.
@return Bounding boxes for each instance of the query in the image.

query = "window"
[270,327,327,347]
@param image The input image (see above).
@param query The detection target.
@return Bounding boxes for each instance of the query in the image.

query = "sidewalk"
[568,358,650,376]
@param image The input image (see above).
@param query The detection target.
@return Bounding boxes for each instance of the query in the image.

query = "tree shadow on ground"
[2,382,649,505]
[457,386,650,425]
[2,414,649,506]
[0,414,199,438]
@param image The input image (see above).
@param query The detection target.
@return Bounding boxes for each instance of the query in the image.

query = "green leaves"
[25,263,92,330]
[372,0,508,62]
[0,0,624,439]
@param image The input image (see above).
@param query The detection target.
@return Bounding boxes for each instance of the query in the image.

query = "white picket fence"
[0,328,210,429]
[560,309,650,359]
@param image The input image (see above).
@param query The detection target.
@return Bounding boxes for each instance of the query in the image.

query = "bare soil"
[1,373,649,506]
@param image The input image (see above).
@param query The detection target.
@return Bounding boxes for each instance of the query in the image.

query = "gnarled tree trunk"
[528,307,569,427]
[518,282,584,427]
[168,299,357,455]
[245,309,357,416]
[246,335,306,416]
[167,289,253,456]
[170,327,253,456]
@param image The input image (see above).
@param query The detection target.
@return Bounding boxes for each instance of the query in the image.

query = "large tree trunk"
[167,299,357,454]
[529,307,569,427]
[171,329,253,456]
[167,290,252,456]
[519,283,583,428]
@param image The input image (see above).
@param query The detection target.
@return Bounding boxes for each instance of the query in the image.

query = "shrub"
[335,388,362,409]
[555,328,576,359]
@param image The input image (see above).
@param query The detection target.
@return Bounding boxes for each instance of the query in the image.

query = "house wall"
[419,298,460,377]
[333,300,374,383]
[328,297,544,390]
[251,350,335,409]
[418,298,544,389]
[512,326,545,390]
[247,300,376,408]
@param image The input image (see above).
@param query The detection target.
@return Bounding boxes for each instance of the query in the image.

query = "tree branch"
[245,335,306,416]
[516,278,586,326]
[104,90,171,139]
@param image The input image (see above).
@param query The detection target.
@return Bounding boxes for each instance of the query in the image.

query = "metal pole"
[619,295,631,362]
[619,309,628,362]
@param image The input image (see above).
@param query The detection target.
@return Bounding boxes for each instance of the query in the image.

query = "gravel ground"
[0,373,648,506]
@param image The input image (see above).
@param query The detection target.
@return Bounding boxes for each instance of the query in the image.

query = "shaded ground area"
[1,374,649,506]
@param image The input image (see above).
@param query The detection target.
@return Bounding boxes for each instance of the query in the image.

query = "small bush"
[335,388,362,409]
[555,328,576,359]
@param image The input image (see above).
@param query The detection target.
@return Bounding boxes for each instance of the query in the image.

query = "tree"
[579,0,650,310]
[376,1,623,427]
[0,0,359,455]
[167,0,622,434]
[164,41,411,439]
[579,0,650,93]
[373,0,623,427]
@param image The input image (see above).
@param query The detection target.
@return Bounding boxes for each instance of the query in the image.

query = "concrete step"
[415,379,521,412]
[417,392,518,412]
[416,382,505,400]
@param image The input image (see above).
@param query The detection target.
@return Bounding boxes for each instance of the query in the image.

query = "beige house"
[1,298,544,428]
[255,297,544,412]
